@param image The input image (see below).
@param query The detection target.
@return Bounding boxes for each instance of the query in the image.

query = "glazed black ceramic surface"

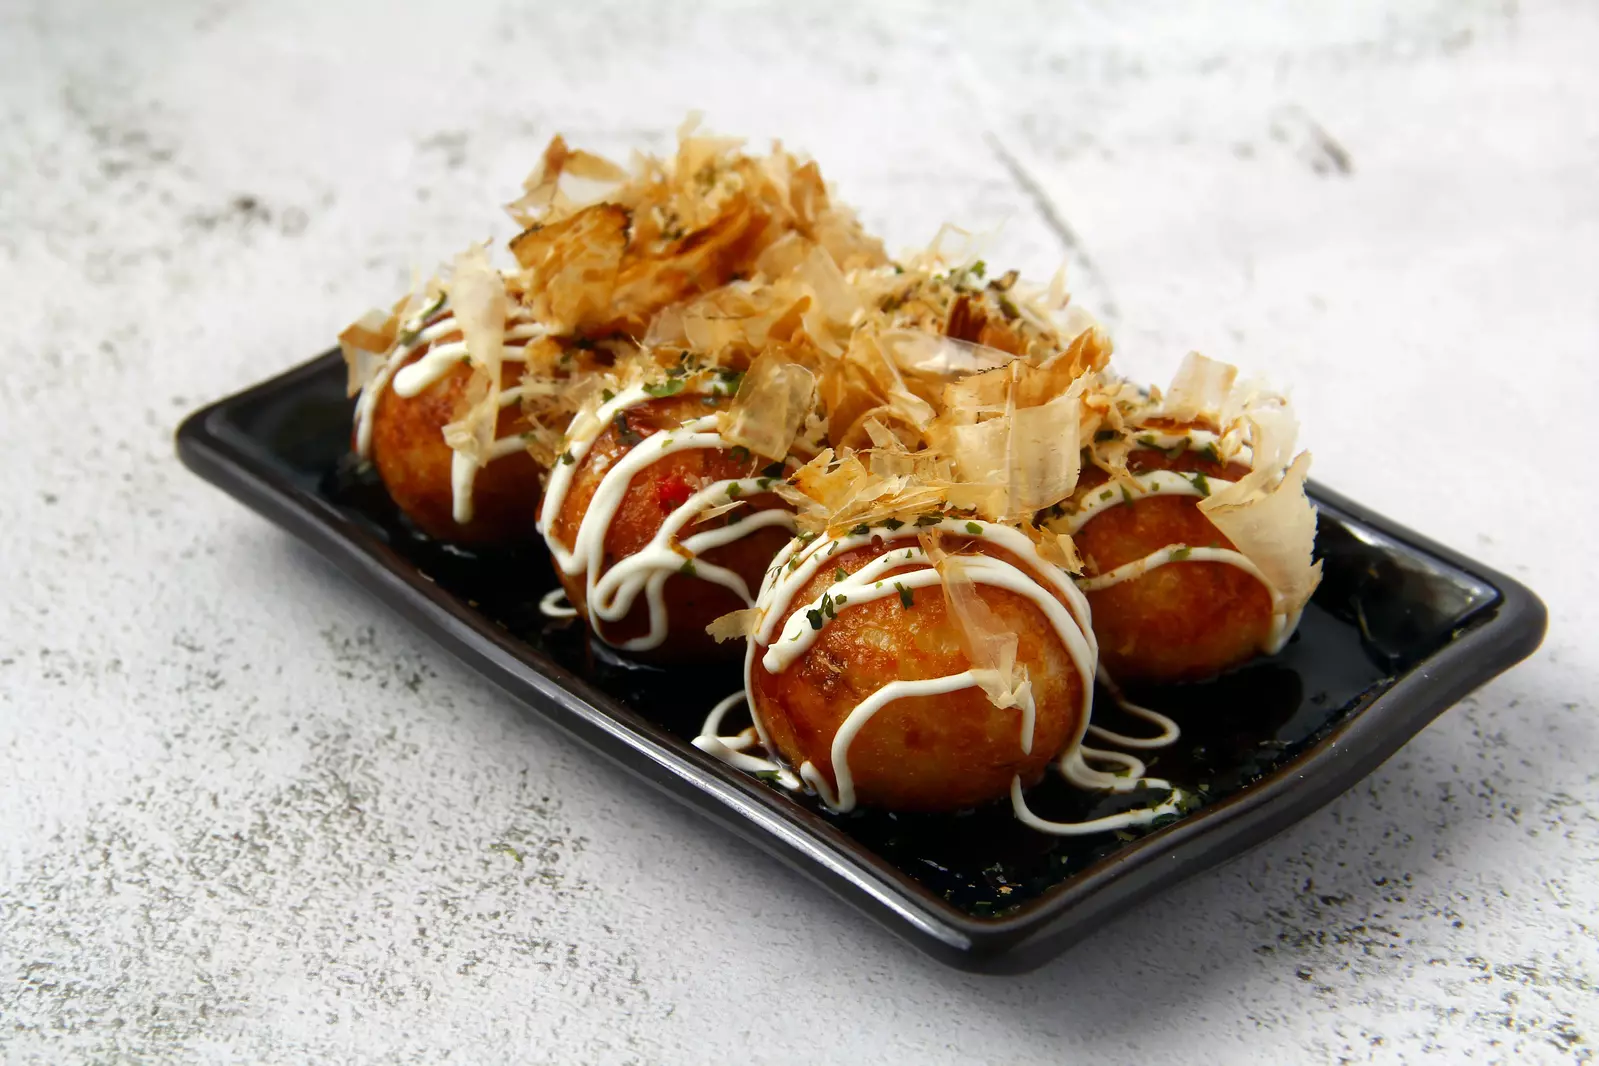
[176,351,1546,972]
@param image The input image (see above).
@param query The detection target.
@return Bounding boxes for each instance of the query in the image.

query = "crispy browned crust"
[1074,451,1274,684]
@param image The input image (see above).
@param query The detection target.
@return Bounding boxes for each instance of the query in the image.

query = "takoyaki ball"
[548,393,793,663]
[1072,440,1272,685]
[367,344,542,547]
[750,535,1086,813]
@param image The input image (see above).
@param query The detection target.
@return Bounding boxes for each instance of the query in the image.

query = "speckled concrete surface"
[2,1,1595,1062]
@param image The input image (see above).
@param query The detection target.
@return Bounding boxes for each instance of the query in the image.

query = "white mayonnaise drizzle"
[536,382,797,652]
[1054,469,1224,535]
[1009,774,1185,836]
[449,432,536,525]
[693,518,1185,836]
[1086,667,1181,751]
[691,691,802,789]
[538,587,578,619]
[351,296,550,526]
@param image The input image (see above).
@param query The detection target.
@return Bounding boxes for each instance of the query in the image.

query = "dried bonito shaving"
[719,348,818,461]
[504,118,886,338]
[336,276,445,398]
[1192,395,1322,620]
[855,238,1078,363]
[922,531,1032,712]
[924,326,1114,523]
[644,234,867,368]
[340,119,888,490]
[439,245,508,467]
[337,308,398,398]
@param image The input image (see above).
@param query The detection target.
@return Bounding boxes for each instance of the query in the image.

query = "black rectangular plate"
[176,351,1546,973]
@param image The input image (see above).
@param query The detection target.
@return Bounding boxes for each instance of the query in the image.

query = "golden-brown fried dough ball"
[366,333,544,547]
[546,392,793,663]
[1072,442,1274,684]
[749,533,1087,813]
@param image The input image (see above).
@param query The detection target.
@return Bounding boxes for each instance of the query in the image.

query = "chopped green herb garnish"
[965,521,983,535]
[559,450,575,466]
[754,770,782,785]
[882,518,903,531]
[1201,442,1220,463]
[679,559,697,576]
[914,513,943,528]
[896,583,914,609]
[1121,486,1134,504]
[1099,489,1114,501]
[1189,472,1211,497]
[834,567,847,582]
[726,483,742,498]
[760,461,785,479]
[806,608,825,630]
[601,388,616,403]
[643,378,686,398]
[849,523,870,536]
[1169,545,1192,561]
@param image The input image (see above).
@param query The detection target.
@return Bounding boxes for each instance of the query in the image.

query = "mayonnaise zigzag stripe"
[537,383,796,652]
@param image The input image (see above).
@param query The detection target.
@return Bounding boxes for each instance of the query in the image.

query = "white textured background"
[2,1,1596,1062]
